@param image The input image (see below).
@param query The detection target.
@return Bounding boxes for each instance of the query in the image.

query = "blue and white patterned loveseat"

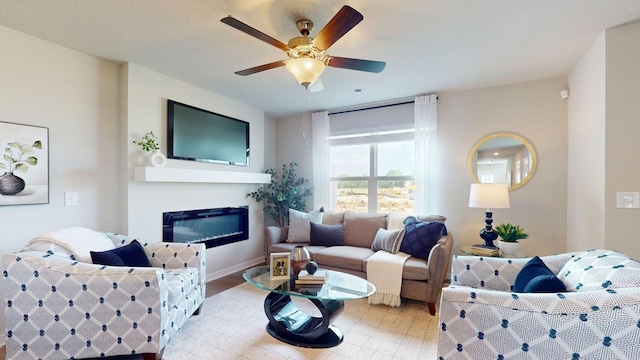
[3,228,206,360]
[438,249,640,359]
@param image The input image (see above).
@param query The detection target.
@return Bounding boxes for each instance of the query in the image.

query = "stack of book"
[470,244,499,257]
[295,270,326,286]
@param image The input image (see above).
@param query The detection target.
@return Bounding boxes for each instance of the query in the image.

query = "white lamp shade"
[285,58,325,87]
[468,183,510,209]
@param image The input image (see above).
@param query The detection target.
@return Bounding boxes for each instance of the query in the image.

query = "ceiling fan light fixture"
[285,58,325,87]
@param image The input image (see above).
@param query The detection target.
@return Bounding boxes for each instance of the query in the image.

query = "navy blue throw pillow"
[309,222,344,246]
[90,239,152,267]
[514,256,566,293]
[398,217,446,260]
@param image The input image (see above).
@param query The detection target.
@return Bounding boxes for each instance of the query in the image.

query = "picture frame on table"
[269,252,291,280]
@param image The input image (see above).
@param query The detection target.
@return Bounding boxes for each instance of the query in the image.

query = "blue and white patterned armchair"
[438,249,640,359]
[3,228,206,360]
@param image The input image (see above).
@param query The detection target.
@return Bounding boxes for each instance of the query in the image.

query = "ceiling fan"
[220,5,386,88]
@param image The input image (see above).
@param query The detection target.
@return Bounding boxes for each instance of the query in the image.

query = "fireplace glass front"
[163,206,249,249]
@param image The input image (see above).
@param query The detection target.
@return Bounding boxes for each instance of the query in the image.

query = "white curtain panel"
[414,94,438,215]
[312,111,330,209]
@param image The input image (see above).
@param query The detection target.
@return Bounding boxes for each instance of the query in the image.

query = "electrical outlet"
[616,192,639,208]
[64,192,78,206]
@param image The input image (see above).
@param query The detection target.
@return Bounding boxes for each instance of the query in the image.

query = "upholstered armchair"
[3,228,206,360]
[438,250,640,359]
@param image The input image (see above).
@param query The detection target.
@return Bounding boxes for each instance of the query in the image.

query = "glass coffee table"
[243,266,375,348]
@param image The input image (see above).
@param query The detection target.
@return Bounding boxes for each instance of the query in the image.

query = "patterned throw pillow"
[287,208,324,243]
[398,216,446,259]
[557,249,640,291]
[513,256,566,293]
[371,228,406,253]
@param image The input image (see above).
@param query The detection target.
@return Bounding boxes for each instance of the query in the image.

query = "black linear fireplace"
[163,206,249,249]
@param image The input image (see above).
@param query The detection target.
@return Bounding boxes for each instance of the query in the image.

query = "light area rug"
[162,282,440,360]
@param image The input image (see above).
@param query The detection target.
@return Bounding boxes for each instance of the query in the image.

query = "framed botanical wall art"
[0,121,49,206]
[269,252,291,280]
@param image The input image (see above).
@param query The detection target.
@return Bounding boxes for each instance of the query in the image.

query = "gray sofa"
[265,211,454,315]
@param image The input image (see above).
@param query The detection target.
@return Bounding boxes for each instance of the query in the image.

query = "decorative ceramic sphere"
[305,261,318,275]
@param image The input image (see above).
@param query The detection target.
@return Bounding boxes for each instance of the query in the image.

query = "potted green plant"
[133,131,166,167]
[248,161,313,227]
[0,140,42,195]
[132,131,160,152]
[494,223,529,256]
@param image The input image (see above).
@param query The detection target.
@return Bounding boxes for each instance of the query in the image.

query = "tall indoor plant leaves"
[248,162,313,227]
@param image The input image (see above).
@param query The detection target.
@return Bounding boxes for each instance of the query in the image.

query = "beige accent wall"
[438,78,568,257]
[277,77,569,257]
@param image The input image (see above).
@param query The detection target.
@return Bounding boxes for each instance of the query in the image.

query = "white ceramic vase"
[498,240,520,256]
[148,150,167,167]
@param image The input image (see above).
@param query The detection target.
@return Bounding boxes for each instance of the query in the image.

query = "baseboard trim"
[206,257,265,282]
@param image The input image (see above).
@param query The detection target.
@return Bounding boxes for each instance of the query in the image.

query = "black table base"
[263,291,345,348]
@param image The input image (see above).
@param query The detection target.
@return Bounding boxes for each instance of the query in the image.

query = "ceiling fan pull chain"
[303,86,309,148]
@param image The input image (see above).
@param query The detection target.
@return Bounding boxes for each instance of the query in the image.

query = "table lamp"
[468,183,510,247]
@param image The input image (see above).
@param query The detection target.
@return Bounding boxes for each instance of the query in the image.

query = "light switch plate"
[64,192,78,206]
[616,192,639,208]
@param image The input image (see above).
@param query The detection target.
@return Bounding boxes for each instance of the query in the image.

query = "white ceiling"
[1,0,639,118]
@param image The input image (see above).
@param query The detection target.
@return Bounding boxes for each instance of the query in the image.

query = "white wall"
[276,78,569,257]
[0,25,121,341]
[566,22,640,259]
[603,23,640,257]
[124,63,268,279]
[567,33,606,251]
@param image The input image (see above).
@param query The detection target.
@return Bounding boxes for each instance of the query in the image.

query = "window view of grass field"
[330,139,415,214]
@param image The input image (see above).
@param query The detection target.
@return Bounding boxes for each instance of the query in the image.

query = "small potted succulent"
[494,223,529,256]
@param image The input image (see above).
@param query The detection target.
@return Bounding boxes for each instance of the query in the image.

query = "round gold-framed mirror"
[467,132,537,191]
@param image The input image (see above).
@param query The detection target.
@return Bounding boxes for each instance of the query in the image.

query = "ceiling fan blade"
[313,6,363,51]
[221,16,289,52]
[328,56,386,73]
[235,60,286,76]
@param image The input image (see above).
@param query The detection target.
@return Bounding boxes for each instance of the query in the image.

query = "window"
[330,132,415,213]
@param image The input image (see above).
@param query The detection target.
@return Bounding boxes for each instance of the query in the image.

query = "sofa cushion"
[322,210,345,225]
[399,217,446,260]
[371,228,405,253]
[313,246,375,272]
[514,256,566,293]
[558,249,640,291]
[287,208,323,243]
[342,211,388,248]
[270,242,331,257]
[310,222,344,246]
[90,239,152,267]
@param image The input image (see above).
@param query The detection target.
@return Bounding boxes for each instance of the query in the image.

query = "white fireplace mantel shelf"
[133,167,271,184]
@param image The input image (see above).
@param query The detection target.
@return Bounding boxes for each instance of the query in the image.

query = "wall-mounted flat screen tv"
[167,100,250,166]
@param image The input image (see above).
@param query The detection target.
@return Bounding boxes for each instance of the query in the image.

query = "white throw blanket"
[28,227,115,263]
[367,250,411,307]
